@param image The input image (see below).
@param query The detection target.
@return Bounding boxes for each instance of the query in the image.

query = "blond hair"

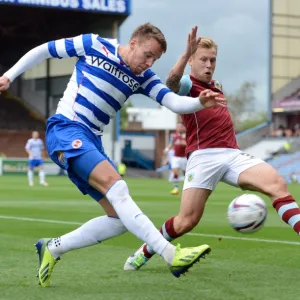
[198,37,218,53]
[130,23,167,53]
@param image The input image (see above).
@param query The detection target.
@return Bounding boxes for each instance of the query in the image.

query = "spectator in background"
[276,125,286,137]
[293,124,300,136]
[291,173,298,184]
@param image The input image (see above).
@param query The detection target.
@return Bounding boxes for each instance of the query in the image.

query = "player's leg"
[45,152,128,259]
[179,157,187,181]
[47,195,127,259]
[89,159,178,261]
[143,156,201,260]
[38,121,209,285]
[70,153,210,277]
[125,187,211,270]
[37,161,48,186]
[36,170,128,287]
[223,150,300,235]
[239,162,300,234]
[36,119,128,286]
[124,149,226,270]
[168,162,173,182]
[170,156,180,195]
[27,160,34,187]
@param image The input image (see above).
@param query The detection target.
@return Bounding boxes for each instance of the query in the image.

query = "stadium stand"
[0,93,45,131]
[268,151,300,183]
[0,92,46,158]
[0,130,46,158]
[243,137,290,160]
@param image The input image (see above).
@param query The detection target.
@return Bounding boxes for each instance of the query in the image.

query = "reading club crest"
[72,139,83,149]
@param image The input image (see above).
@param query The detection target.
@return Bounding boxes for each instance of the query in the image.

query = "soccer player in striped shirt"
[0,23,226,287]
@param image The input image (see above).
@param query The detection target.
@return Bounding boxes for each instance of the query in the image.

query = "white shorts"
[171,156,187,171]
[183,148,264,191]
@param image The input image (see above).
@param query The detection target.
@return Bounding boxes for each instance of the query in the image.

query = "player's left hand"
[0,76,11,94]
[199,89,227,108]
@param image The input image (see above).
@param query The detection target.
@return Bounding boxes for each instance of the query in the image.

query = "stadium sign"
[0,0,130,14]
[272,97,300,112]
[0,158,61,176]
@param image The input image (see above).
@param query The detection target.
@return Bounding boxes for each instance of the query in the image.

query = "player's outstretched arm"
[166,26,201,92]
[161,91,227,114]
[0,43,52,93]
[140,72,226,114]
[0,34,96,93]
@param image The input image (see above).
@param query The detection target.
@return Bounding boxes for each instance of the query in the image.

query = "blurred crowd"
[271,124,300,137]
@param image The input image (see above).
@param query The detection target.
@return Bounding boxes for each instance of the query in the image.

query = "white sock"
[168,172,173,182]
[39,170,45,184]
[48,216,127,258]
[28,170,33,185]
[106,180,175,263]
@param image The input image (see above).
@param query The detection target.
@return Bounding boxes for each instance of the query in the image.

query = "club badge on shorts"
[187,172,194,182]
[72,139,83,149]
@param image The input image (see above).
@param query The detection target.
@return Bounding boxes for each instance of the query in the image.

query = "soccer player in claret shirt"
[124,26,300,271]
[0,23,227,286]
[25,131,48,187]
[163,122,187,195]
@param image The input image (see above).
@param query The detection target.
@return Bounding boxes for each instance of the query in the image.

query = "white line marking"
[1,215,300,246]
[0,215,82,225]
[188,232,300,245]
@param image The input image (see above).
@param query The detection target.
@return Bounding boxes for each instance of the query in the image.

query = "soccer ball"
[227,194,267,233]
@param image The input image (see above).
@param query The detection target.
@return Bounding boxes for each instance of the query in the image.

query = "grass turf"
[0,175,299,300]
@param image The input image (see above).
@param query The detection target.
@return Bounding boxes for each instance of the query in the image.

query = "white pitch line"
[188,232,300,246]
[1,215,300,246]
[0,215,82,225]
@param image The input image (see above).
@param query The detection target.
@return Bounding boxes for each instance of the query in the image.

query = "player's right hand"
[199,89,227,108]
[0,76,11,94]
[185,26,201,58]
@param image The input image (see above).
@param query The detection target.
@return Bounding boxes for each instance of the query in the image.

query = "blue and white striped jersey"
[25,138,44,159]
[48,34,172,134]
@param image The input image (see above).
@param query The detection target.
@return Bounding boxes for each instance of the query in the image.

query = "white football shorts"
[183,148,264,191]
[171,156,187,171]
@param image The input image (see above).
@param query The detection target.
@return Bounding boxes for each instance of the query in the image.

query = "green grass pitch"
[0,175,300,300]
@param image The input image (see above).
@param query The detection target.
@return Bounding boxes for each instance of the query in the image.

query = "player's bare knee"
[97,174,121,193]
[105,175,120,187]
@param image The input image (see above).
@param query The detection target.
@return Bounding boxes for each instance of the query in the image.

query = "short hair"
[130,23,167,53]
[198,37,218,53]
